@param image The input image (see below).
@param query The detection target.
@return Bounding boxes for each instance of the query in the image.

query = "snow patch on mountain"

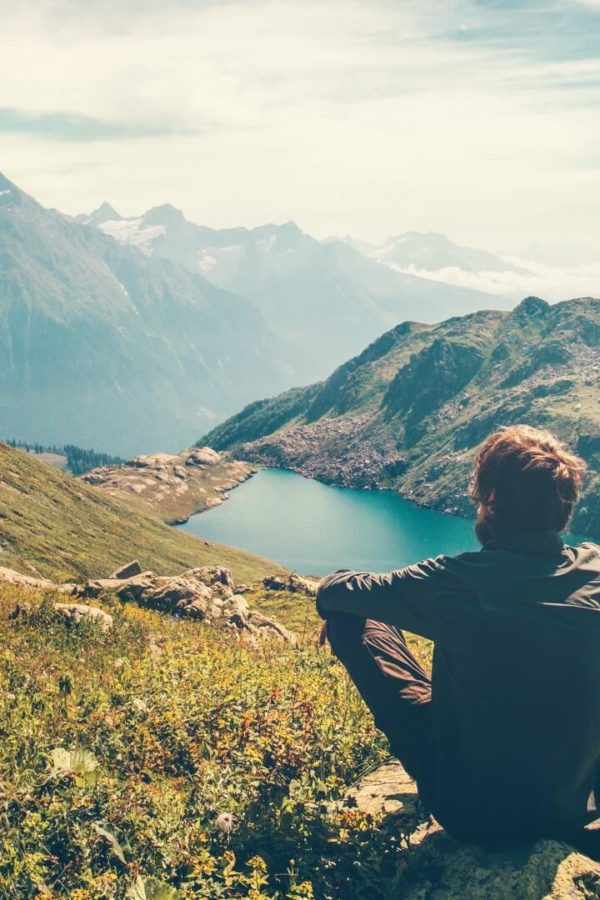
[100,218,166,253]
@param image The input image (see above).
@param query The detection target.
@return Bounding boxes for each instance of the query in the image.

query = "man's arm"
[316,556,468,641]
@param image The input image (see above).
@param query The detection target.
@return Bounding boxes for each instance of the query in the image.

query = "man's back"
[428,535,600,841]
[317,533,600,842]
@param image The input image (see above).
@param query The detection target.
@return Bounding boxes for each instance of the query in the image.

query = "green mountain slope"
[0,173,291,456]
[202,297,600,538]
[0,442,283,582]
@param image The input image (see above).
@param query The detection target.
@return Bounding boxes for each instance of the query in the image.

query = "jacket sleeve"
[316,556,467,641]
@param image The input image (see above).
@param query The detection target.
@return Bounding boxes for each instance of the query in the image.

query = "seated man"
[317,425,600,847]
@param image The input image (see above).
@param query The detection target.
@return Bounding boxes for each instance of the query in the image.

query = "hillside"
[202,297,600,539]
[83,202,510,381]
[0,442,283,583]
[0,173,292,456]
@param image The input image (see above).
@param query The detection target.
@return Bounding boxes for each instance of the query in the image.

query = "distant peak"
[81,201,122,226]
[96,201,121,219]
[143,203,186,226]
[513,296,549,317]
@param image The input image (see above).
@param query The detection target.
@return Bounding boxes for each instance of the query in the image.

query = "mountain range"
[0,173,295,455]
[341,231,527,277]
[81,201,511,381]
[201,296,600,538]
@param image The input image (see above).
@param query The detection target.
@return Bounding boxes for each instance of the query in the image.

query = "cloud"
[0,108,210,141]
[0,0,599,253]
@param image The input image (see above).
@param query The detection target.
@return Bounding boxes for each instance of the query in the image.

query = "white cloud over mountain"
[0,0,599,253]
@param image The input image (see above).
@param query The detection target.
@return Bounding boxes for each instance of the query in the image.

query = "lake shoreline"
[177,468,481,575]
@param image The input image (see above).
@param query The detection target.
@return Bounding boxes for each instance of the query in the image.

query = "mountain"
[0,441,282,582]
[201,296,600,539]
[359,231,526,276]
[84,203,511,380]
[363,231,525,274]
[0,173,293,456]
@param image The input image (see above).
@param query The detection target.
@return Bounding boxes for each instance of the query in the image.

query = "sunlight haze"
[1,0,599,255]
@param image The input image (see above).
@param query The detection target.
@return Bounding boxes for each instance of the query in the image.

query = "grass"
[0,581,412,899]
[0,443,285,584]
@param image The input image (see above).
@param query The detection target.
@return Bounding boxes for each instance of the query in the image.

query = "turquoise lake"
[179,467,483,574]
[179,468,591,574]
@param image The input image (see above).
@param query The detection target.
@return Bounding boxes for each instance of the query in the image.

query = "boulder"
[221,594,250,626]
[80,572,155,600]
[2,562,294,644]
[186,447,221,467]
[263,572,320,596]
[247,612,297,646]
[108,560,142,580]
[0,567,75,595]
[188,565,236,591]
[53,603,114,632]
[344,761,600,899]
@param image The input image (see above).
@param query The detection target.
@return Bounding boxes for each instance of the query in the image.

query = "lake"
[179,467,482,574]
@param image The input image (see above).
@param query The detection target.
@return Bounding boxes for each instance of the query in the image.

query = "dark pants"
[326,612,434,793]
[326,612,600,851]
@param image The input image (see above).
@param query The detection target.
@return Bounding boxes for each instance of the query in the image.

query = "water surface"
[180,467,482,574]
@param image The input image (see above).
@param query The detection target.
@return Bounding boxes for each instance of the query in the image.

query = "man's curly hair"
[470,424,587,537]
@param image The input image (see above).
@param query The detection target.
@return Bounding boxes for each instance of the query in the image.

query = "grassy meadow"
[0,580,426,899]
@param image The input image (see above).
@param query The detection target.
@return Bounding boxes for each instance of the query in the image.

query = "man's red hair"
[470,425,586,536]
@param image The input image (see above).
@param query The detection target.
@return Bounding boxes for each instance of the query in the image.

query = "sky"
[1,0,600,252]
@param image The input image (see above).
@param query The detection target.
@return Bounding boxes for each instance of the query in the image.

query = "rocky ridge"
[81,446,254,524]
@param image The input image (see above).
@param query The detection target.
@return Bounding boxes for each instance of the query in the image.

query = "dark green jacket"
[317,533,600,839]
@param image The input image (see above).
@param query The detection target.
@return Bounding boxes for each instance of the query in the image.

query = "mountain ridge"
[201,296,600,539]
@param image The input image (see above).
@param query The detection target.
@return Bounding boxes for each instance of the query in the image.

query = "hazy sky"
[1,0,599,249]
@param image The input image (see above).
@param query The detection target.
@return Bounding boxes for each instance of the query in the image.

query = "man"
[317,425,600,848]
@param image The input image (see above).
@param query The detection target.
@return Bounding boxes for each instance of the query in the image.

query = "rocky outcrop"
[87,565,296,643]
[344,762,600,899]
[80,447,255,523]
[0,563,295,644]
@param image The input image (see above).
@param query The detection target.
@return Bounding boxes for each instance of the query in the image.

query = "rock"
[247,612,298,645]
[107,560,142,580]
[186,447,221,467]
[345,762,600,899]
[221,594,250,625]
[130,453,178,468]
[80,573,154,599]
[263,572,320,596]
[53,603,114,632]
[189,565,236,591]
[0,567,75,595]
